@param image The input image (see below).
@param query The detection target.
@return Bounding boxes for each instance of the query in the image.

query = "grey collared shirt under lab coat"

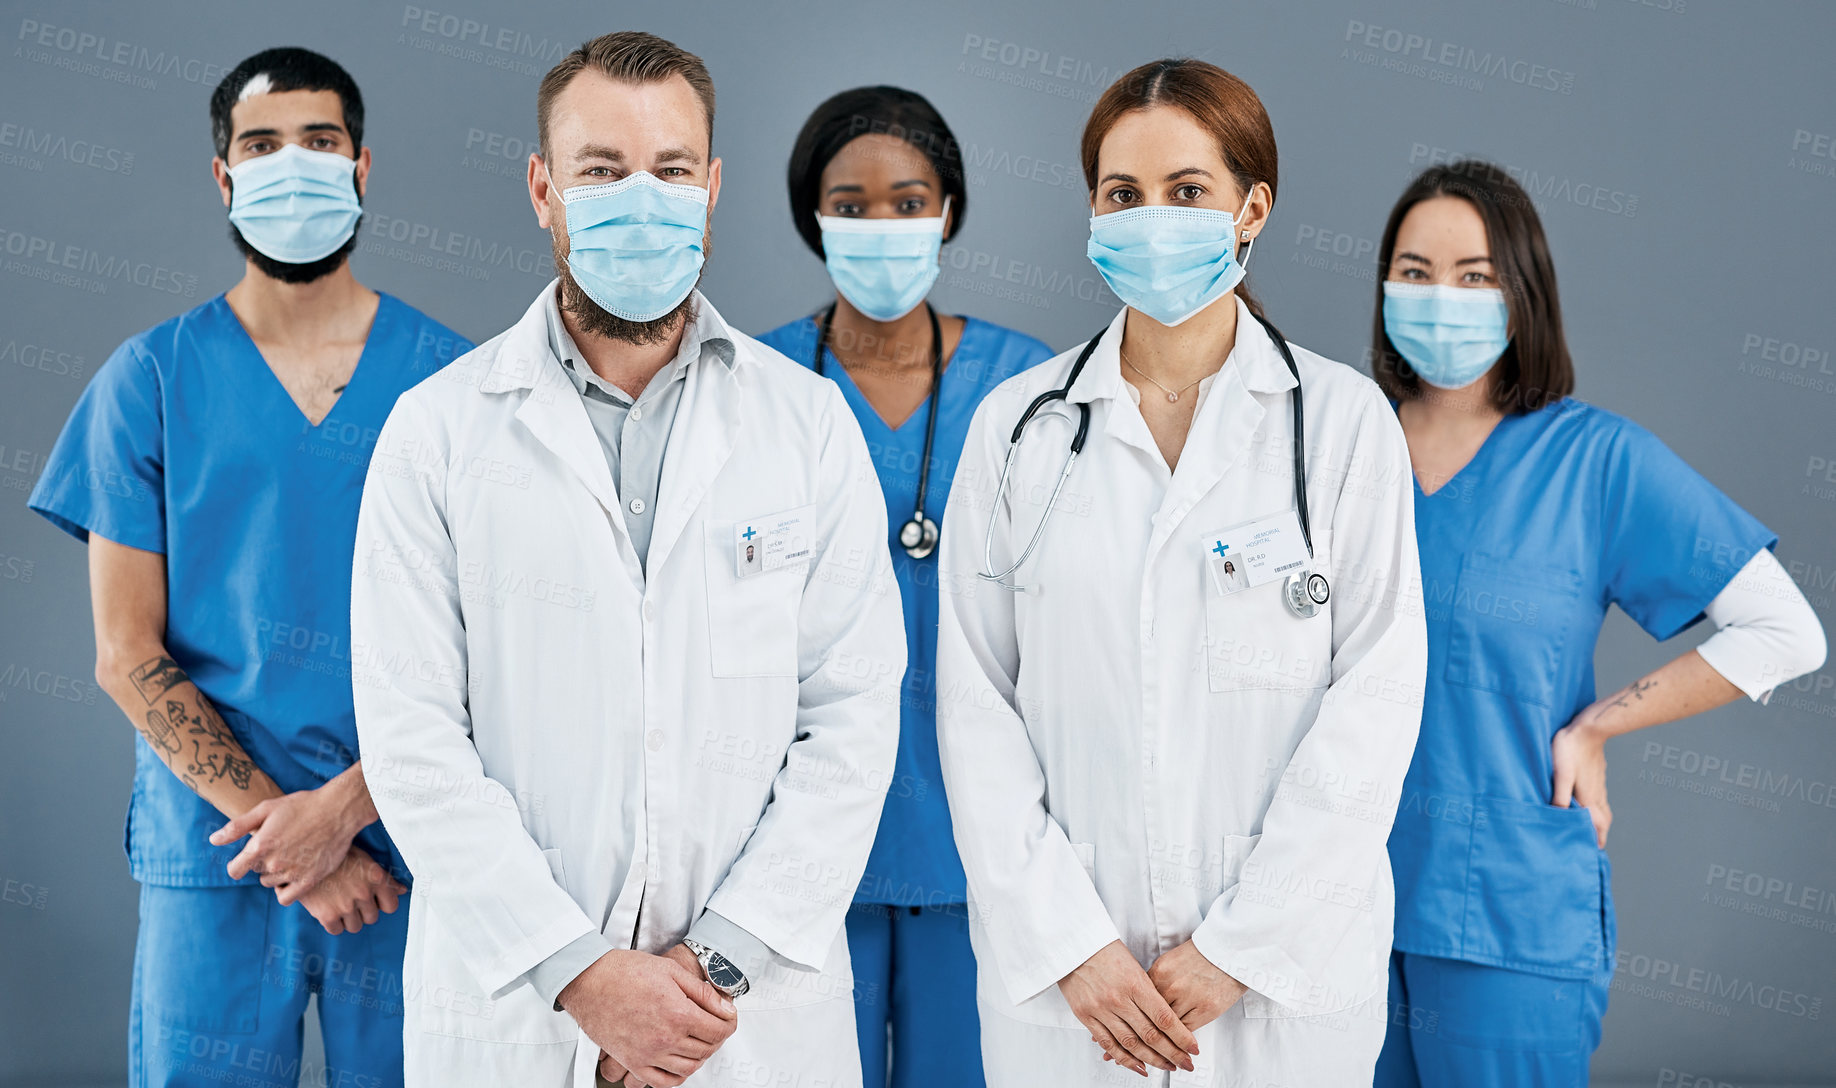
[522,286,773,1007]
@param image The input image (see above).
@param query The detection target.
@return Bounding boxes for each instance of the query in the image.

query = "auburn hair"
[1080,58,1277,317]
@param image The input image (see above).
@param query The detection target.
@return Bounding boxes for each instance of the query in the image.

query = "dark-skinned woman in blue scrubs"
[755,86,1053,1088]
[1371,160,1827,1086]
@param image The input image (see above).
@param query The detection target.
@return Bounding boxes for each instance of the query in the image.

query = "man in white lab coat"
[350,31,904,1088]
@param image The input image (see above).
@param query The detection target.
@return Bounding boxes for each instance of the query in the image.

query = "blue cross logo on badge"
[743,526,757,541]
[1212,541,1229,557]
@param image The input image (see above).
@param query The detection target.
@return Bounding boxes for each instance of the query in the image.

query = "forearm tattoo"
[125,655,258,794]
[129,655,188,703]
[1606,678,1658,712]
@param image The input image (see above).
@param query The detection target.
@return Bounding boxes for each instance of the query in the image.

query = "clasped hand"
[1059,938,1247,1076]
[209,783,402,933]
[563,943,739,1088]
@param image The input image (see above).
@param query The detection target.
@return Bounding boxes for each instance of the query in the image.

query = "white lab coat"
[351,286,904,1088]
[935,300,1427,1084]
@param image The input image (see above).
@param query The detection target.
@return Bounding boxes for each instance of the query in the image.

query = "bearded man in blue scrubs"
[27,47,469,1088]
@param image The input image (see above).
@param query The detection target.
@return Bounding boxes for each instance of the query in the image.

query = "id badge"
[734,505,815,578]
[1204,510,1309,596]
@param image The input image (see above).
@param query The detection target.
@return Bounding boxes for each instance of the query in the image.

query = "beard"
[551,225,711,345]
[227,216,361,285]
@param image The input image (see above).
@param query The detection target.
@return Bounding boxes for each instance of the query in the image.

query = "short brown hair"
[537,31,715,160]
[1081,58,1278,318]
[1371,161,1574,414]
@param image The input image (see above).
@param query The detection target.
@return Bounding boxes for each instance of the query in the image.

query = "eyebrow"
[1393,250,1494,266]
[824,178,933,197]
[574,144,702,168]
[573,144,627,164]
[1098,167,1214,186]
[234,122,345,143]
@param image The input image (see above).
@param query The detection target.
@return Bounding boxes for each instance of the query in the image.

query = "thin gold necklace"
[1120,349,1204,403]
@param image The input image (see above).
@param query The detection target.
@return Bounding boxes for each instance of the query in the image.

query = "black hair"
[786,86,966,259]
[1371,161,1574,414]
[211,47,365,159]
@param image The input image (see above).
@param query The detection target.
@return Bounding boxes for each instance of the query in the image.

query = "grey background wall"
[2,0,1833,1085]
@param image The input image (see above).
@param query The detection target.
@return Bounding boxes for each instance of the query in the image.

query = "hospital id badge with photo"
[1204,510,1309,595]
[734,505,815,578]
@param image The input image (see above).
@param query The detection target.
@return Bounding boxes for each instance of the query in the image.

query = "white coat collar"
[1066,296,1298,405]
[480,282,738,396]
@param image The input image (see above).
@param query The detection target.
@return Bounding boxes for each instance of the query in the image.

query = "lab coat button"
[643,601,655,622]
[646,729,665,752]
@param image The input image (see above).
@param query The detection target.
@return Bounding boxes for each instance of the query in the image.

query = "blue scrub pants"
[1375,951,1612,1087]
[129,883,408,1088]
[845,901,985,1088]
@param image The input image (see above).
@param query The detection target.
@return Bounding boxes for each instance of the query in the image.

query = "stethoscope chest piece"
[1284,569,1331,618]
[901,514,940,560]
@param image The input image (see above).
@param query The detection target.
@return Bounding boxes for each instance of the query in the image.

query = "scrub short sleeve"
[1601,418,1775,641]
[27,340,166,553]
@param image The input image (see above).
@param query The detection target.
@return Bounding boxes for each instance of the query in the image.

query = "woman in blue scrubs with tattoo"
[1371,160,1826,1086]
[756,86,1053,1088]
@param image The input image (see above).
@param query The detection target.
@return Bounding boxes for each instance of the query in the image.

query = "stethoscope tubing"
[814,301,945,559]
[980,311,1320,606]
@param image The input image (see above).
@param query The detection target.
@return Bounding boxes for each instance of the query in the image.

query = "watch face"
[706,953,746,992]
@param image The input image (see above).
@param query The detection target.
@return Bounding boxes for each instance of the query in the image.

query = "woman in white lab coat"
[935,58,1428,1085]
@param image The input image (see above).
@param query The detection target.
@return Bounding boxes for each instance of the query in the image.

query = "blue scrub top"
[758,312,1053,907]
[1390,397,1775,979]
[28,292,471,887]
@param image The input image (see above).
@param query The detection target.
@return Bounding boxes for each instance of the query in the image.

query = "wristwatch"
[681,939,750,997]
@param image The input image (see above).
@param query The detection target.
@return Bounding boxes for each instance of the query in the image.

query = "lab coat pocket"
[703,522,802,678]
[411,895,579,1043]
[735,926,855,1010]
[1462,795,1604,978]
[1229,833,1377,1020]
[1443,553,1581,709]
[1203,529,1333,694]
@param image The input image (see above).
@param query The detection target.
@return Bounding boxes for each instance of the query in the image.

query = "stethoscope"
[979,311,1332,619]
[813,302,944,559]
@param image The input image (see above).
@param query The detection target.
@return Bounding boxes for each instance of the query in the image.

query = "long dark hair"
[1371,161,1574,413]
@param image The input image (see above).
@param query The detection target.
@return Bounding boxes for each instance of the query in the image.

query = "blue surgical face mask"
[552,167,710,322]
[227,143,363,264]
[1086,191,1254,327]
[815,197,950,322]
[1381,282,1510,389]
